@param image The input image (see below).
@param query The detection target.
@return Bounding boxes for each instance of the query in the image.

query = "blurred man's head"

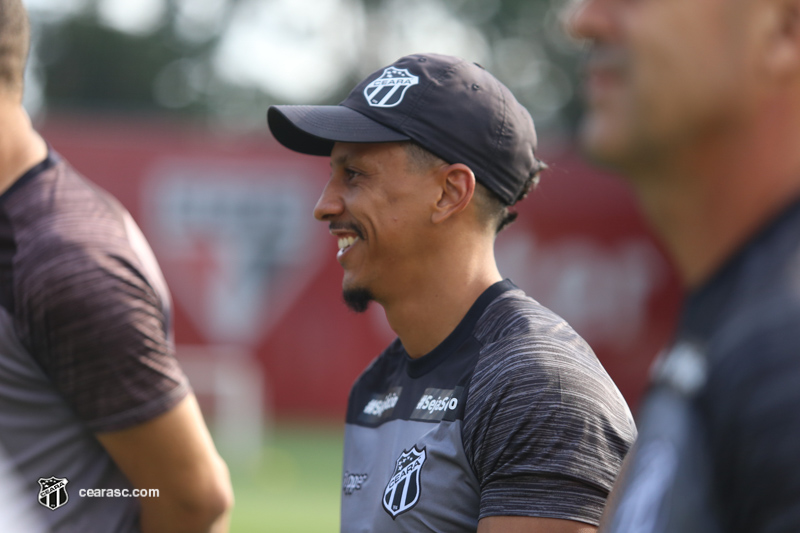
[0,0,29,99]
[568,0,800,176]
[268,53,543,311]
[568,0,800,287]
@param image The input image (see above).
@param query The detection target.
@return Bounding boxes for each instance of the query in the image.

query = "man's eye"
[345,168,361,180]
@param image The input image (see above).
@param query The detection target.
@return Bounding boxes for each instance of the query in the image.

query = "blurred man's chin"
[343,287,375,313]
[579,119,630,168]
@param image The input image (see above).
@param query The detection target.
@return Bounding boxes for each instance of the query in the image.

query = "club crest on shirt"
[38,476,69,511]
[383,445,426,519]
[363,67,419,108]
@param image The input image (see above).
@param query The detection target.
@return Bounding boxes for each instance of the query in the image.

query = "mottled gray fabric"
[341,280,636,532]
[466,289,637,523]
[0,152,189,532]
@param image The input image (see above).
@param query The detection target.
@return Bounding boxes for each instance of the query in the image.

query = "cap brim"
[267,105,411,156]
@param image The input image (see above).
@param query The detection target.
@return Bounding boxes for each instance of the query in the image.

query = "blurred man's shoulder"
[5,153,135,261]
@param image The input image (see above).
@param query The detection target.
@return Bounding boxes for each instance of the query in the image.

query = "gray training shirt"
[0,151,189,532]
[341,279,637,532]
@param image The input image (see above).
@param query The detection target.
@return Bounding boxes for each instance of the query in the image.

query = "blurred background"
[23,0,682,530]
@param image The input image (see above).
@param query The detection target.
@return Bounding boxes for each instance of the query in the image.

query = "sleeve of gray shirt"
[462,292,636,525]
[12,164,189,432]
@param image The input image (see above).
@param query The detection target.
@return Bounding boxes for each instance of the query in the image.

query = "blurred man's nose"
[313,179,344,221]
[565,0,616,42]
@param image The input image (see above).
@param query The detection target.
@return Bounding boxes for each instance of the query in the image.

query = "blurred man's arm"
[97,394,233,533]
[478,516,597,532]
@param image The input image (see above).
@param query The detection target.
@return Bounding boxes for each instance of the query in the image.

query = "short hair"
[404,141,444,175]
[0,0,29,95]
[403,141,543,234]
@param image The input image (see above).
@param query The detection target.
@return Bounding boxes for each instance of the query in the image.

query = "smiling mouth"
[337,236,359,256]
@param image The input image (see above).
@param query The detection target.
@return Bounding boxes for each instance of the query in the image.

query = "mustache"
[329,221,366,241]
[583,45,629,72]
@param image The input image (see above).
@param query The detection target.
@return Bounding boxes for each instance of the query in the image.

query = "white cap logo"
[363,67,419,108]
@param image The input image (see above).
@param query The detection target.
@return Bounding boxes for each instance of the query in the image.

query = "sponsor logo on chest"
[358,387,402,424]
[410,387,463,421]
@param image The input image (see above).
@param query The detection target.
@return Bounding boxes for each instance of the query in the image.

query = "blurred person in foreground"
[568,0,800,531]
[0,444,47,532]
[0,1,232,531]
[268,52,636,533]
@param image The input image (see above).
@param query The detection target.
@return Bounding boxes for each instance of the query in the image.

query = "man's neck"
[632,100,800,289]
[0,98,47,196]
[380,248,502,359]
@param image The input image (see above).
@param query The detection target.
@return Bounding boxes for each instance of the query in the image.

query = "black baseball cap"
[267,53,542,206]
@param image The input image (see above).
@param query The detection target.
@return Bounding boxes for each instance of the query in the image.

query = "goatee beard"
[343,287,375,313]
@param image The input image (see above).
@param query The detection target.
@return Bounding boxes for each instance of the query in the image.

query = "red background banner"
[40,115,682,420]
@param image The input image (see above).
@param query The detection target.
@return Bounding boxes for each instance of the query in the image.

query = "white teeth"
[337,236,358,251]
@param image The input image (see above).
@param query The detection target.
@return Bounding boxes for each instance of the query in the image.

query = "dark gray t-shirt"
[0,152,189,532]
[602,199,800,533]
[341,280,637,532]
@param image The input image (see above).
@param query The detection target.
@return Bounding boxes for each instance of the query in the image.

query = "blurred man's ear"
[431,164,475,225]
[761,0,800,79]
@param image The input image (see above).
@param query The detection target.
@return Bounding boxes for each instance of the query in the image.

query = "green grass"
[225,422,344,533]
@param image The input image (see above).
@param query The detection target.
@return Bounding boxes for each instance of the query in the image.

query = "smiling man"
[268,53,636,533]
[567,0,800,531]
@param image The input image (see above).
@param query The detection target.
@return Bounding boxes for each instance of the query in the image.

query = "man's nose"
[313,179,344,222]
[564,0,617,43]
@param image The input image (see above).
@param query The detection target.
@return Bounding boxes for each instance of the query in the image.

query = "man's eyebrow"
[330,154,350,168]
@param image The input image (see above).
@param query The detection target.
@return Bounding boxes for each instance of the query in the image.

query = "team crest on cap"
[383,445,426,518]
[38,476,69,511]
[364,67,419,108]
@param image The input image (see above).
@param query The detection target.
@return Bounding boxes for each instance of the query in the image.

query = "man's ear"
[431,164,475,224]
[761,0,800,79]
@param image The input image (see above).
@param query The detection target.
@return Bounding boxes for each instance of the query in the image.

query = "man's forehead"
[330,141,407,167]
